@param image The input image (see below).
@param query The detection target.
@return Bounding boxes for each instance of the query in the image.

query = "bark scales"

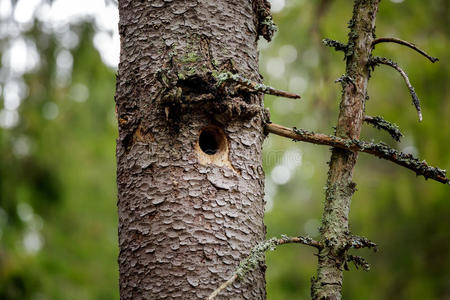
[115,1,269,299]
[312,1,380,299]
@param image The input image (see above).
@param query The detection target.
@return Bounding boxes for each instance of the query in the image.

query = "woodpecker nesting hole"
[198,126,226,156]
[195,125,239,172]
[199,130,220,155]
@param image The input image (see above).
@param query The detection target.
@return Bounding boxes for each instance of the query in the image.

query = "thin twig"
[364,115,403,142]
[277,235,322,248]
[206,274,238,300]
[214,72,301,99]
[206,236,321,300]
[266,123,449,184]
[370,56,423,122]
[372,37,439,63]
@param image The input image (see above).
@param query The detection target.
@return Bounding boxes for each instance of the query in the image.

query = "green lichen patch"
[180,51,201,64]
[236,238,278,280]
[260,16,277,41]
[253,0,277,41]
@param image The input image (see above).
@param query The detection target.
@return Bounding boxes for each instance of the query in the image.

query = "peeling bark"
[115,1,268,299]
[311,1,380,299]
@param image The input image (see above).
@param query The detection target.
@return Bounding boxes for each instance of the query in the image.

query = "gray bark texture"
[115,0,270,299]
[312,1,380,299]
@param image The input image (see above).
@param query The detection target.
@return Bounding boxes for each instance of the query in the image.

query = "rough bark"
[115,1,269,299]
[311,1,380,299]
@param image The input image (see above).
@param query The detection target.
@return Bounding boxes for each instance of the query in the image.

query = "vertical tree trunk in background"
[312,1,380,299]
[115,1,269,298]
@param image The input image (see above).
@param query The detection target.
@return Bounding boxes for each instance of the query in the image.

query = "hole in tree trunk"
[199,129,220,155]
[195,125,236,171]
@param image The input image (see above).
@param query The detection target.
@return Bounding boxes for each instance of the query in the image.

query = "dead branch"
[214,72,301,99]
[364,115,403,142]
[277,235,322,248]
[370,56,423,122]
[372,37,439,63]
[345,255,370,271]
[266,123,449,184]
[206,235,321,300]
[323,38,348,52]
[346,235,378,251]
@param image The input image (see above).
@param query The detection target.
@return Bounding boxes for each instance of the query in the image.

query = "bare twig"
[364,115,403,142]
[370,56,423,122]
[206,235,321,300]
[266,123,449,184]
[214,72,301,99]
[372,37,439,63]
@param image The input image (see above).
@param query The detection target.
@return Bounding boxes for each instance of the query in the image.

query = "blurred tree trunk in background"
[115,0,269,298]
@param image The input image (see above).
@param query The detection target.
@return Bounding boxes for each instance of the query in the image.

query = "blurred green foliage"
[0,0,448,299]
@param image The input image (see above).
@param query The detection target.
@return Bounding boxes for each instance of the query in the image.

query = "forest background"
[0,0,449,299]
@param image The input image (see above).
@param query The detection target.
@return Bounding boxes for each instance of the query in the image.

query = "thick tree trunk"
[115,1,269,299]
[312,1,380,299]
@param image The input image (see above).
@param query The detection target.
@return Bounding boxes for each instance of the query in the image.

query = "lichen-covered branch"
[266,123,449,184]
[364,115,403,142]
[372,37,439,63]
[323,38,348,52]
[207,236,321,300]
[214,71,301,99]
[345,235,377,251]
[345,255,370,271]
[370,56,423,121]
[206,274,238,300]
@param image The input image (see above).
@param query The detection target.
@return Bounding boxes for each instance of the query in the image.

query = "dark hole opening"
[199,130,219,155]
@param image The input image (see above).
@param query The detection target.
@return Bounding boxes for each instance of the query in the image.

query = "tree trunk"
[312,1,380,299]
[115,1,269,298]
